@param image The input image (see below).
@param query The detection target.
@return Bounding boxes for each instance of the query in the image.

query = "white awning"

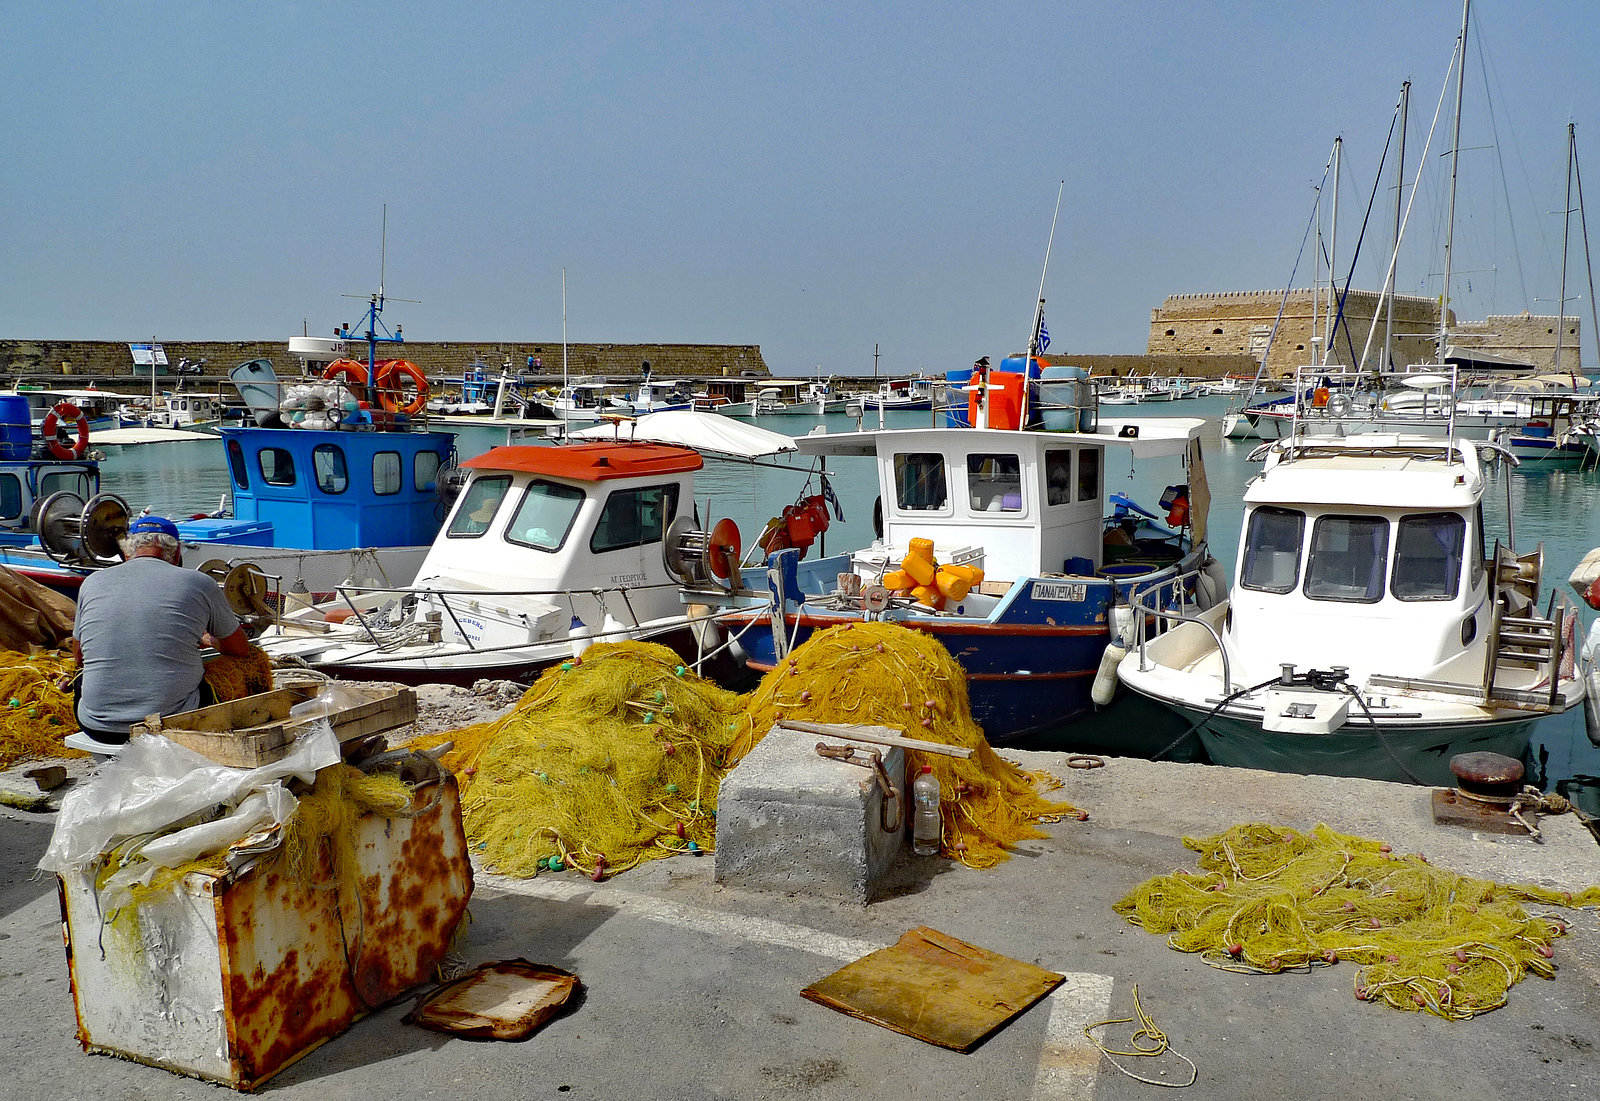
[570,410,796,458]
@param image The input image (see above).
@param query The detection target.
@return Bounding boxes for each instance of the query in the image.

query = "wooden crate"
[131,685,418,768]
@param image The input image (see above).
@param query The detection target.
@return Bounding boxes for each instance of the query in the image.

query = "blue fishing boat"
[681,363,1218,742]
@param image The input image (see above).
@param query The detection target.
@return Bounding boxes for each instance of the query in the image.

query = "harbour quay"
[3,749,1597,1101]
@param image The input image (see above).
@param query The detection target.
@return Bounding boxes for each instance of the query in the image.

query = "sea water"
[92,397,1600,805]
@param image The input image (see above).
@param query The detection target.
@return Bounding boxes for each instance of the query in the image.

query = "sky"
[5,1,1600,376]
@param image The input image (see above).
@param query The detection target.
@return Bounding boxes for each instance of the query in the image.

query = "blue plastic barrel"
[943,369,973,427]
[0,395,33,460]
[1037,365,1087,432]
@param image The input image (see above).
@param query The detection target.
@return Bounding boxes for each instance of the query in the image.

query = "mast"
[1327,136,1341,368]
[1383,81,1410,373]
[1019,181,1065,428]
[1437,0,1471,361]
[1556,122,1575,374]
[562,267,569,400]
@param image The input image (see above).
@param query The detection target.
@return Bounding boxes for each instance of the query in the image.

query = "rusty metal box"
[58,770,472,1090]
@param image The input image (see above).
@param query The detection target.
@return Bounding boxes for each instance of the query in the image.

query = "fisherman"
[71,515,254,745]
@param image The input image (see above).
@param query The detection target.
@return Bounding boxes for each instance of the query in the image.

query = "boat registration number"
[1032,581,1087,602]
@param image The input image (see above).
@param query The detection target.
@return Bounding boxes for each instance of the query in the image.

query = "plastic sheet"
[39,721,341,875]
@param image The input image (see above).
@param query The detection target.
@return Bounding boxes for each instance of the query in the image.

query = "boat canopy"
[570,410,796,459]
[463,441,704,481]
[794,418,1205,461]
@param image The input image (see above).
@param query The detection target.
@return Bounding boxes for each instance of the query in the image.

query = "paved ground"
[3,753,1599,1100]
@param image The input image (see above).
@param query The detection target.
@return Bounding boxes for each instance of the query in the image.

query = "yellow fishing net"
[738,621,1081,869]
[0,648,80,769]
[202,644,274,703]
[1114,822,1600,1020]
[417,624,1081,879]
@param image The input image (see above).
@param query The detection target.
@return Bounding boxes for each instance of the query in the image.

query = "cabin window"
[1239,506,1304,594]
[226,439,249,489]
[372,451,402,496]
[1305,515,1389,603]
[415,450,443,492]
[591,484,679,554]
[1392,513,1464,601]
[1077,448,1099,502]
[1045,450,1073,506]
[1472,505,1487,585]
[505,479,585,552]
[894,453,947,511]
[967,453,1022,512]
[259,448,296,487]
[39,470,92,500]
[0,474,20,520]
[448,475,510,538]
[312,444,348,495]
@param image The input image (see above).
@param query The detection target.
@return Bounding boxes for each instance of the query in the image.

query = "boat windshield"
[506,479,586,552]
[894,453,947,511]
[448,475,510,538]
[1238,506,1303,594]
[1304,515,1389,603]
[1391,512,1465,601]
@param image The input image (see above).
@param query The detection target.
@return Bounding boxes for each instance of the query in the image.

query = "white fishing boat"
[1117,435,1584,785]
[253,412,796,684]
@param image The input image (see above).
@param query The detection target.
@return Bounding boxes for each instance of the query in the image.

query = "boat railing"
[1126,564,1233,694]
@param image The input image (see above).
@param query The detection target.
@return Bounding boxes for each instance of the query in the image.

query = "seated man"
[72,515,256,744]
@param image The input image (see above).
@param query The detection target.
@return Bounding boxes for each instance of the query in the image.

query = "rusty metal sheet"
[801,926,1063,1051]
[64,769,473,1090]
[405,960,580,1041]
[1431,787,1534,836]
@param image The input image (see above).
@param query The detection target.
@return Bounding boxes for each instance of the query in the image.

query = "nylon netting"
[412,624,1080,878]
[1113,822,1600,1019]
[0,648,80,769]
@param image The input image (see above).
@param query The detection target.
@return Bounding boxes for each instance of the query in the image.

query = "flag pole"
[1021,181,1065,428]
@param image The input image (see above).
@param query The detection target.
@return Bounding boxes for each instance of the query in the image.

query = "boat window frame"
[965,452,1024,514]
[372,450,402,497]
[1303,513,1390,604]
[1391,511,1466,602]
[312,443,349,495]
[1044,448,1073,506]
[258,447,296,487]
[589,483,679,554]
[0,473,21,521]
[892,452,949,513]
[447,474,511,539]
[503,478,587,553]
[1238,505,1305,595]
[1077,447,1100,502]
[225,439,249,490]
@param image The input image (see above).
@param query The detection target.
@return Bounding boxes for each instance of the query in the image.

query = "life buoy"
[323,358,369,387]
[41,401,89,460]
[375,359,429,415]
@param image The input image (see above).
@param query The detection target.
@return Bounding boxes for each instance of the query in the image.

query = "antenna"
[1018,181,1065,428]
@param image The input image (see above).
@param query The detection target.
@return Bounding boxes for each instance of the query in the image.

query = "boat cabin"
[794,422,1203,583]
[412,442,703,639]
[190,425,456,550]
[1228,436,1492,682]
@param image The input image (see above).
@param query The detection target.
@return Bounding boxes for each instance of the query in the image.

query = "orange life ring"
[41,401,89,460]
[323,359,370,402]
[374,359,429,415]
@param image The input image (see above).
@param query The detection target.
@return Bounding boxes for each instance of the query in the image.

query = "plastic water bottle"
[912,765,941,856]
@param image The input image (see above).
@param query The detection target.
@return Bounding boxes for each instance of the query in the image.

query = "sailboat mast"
[1438,0,1470,360]
[1327,136,1341,368]
[1019,181,1065,428]
[1383,81,1410,374]
[562,267,569,397]
[1556,122,1575,374]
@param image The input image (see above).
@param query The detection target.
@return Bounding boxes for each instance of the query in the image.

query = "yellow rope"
[1084,984,1197,1088]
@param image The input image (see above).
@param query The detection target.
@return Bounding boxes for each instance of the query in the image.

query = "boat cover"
[571,410,796,458]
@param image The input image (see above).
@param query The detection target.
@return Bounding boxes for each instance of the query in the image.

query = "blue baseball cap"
[127,515,180,540]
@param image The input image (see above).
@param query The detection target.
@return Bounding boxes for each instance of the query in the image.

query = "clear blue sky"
[4,1,1597,375]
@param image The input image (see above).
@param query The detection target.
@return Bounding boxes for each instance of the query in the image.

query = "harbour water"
[93,395,1600,805]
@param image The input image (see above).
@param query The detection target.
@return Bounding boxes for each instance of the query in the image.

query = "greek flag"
[820,473,844,522]
[1036,315,1050,353]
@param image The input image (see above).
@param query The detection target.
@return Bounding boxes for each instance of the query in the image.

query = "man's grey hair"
[118,531,181,559]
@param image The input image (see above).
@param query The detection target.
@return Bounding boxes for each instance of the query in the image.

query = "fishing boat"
[717,378,834,416]
[1117,435,1584,786]
[252,412,796,684]
[856,376,938,413]
[680,369,1217,741]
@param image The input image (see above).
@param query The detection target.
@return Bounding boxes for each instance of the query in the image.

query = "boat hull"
[1136,695,1536,787]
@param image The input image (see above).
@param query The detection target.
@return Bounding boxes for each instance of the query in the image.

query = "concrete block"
[715,722,905,904]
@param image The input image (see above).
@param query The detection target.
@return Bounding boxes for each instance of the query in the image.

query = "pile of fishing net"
[1114,823,1600,1020]
[0,648,79,769]
[419,640,747,879]
[738,621,1081,869]
[417,623,1081,880]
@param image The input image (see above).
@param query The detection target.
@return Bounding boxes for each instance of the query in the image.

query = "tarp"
[571,410,796,458]
[0,565,75,651]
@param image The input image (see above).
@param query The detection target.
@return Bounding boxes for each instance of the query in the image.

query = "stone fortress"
[1147,288,1581,377]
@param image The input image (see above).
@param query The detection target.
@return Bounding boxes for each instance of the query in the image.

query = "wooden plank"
[775,720,975,759]
[133,686,416,767]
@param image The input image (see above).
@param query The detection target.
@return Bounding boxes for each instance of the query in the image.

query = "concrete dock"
[3,752,1599,1100]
